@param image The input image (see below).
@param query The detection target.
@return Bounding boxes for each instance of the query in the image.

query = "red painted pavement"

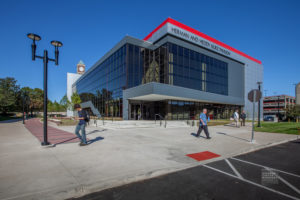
[25,118,82,144]
[186,151,220,162]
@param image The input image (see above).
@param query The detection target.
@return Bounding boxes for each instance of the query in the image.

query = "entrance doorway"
[129,101,166,120]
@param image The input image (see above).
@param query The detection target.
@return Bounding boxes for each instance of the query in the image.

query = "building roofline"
[143,17,262,64]
[72,35,159,87]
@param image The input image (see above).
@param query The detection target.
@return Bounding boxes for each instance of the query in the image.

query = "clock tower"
[77,60,85,74]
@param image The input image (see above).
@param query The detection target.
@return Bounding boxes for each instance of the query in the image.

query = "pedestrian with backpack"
[74,104,88,146]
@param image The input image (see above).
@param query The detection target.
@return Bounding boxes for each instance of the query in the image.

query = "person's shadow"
[86,129,106,135]
[87,136,104,145]
[190,133,206,139]
[216,132,249,142]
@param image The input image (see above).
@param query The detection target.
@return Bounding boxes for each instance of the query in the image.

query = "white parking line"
[265,167,300,195]
[231,157,300,178]
[225,159,243,179]
[202,164,300,200]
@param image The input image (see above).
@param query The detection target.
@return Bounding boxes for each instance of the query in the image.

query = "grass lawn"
[59,119,78,126]
[254,122,300,135]
[208,120,231,126]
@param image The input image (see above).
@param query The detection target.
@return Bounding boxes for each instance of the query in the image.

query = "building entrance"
[129,99,240,120]
[129,101,166,120]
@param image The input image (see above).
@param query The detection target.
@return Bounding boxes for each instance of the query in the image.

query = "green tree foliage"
[0,77,78,114]
[285,105,300,121]
[70,92,81,110]
[0,77,20,114]
[60,94,70,110]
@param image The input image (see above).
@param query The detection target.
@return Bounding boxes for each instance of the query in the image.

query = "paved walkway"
[69,140,300,200]
[0,120,297,200]
[25,118,81,145]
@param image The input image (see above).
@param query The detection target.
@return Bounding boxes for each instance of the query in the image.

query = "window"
[165,43,228,95]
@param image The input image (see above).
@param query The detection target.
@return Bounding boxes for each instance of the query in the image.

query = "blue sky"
[0,0,299,101]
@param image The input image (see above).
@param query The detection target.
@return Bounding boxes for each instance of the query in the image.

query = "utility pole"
[257,82,262,127]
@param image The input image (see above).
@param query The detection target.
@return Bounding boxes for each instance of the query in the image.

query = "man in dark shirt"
[74,104,87,146]
[240,110,246,127]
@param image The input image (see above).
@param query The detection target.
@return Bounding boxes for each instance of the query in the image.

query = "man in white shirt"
[234,109,240,128]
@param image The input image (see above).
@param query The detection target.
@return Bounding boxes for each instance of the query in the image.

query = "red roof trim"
[143,18,262,64]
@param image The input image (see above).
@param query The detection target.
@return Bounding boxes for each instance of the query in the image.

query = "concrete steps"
[89,120,194,129]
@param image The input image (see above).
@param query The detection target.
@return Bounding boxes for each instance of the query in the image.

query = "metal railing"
[155,114,167,128]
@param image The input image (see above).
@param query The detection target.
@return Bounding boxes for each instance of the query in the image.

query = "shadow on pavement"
[88,136,104,145]
[216,132,250,142]
[224,123,239,127]
[190,133,206,139]
[86,129,106,135]
[0,118,23,123]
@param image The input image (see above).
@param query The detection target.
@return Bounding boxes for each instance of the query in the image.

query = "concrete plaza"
[0,120,297,200]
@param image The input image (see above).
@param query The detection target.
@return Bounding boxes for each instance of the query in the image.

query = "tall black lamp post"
[22,91,27,124]
[27,33,63,146]
[257,81,262,127]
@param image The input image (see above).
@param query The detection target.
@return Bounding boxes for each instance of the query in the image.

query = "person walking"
[234,109,240,128]
[240,110,246,126]
[74,104,88,146]
[196,109,211,139]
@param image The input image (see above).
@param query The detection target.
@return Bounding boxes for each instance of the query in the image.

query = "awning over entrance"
[122,82,244,120]
[124,82,244,105]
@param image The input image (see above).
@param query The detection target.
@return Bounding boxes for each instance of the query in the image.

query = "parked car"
[264,116,274,121]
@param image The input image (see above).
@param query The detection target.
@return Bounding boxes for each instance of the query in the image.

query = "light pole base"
[250,140,256,144]
[41,141,51,146]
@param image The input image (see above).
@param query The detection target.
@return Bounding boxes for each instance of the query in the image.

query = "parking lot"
[70,139,300,200]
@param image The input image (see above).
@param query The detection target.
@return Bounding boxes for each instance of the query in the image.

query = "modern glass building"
[70,18,263,120]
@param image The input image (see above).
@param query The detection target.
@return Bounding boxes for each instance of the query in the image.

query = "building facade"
[296,82,300,105]
[68,18,263,120]
[263,95,296,120]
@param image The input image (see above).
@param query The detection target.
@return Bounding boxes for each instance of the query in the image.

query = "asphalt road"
[69,139,300,200]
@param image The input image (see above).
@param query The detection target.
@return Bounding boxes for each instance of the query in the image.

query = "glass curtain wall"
[76,45,127,118]
[165,43,228,95]
[127,44,168,88]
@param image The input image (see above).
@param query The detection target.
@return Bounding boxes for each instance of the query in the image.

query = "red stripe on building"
[143,18,262,64]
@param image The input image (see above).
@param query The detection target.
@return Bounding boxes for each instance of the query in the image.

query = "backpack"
[83,110,90,122]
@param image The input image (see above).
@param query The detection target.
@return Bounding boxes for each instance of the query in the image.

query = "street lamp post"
[22,91,28,124]
[277,95,280,123]
[257,82,262,127]
[27,33,63,146]
[22,93,25,124]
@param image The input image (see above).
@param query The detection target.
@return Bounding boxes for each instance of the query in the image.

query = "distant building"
[263,95,296,120]
[296,82,300,105]
[66,60,85,116]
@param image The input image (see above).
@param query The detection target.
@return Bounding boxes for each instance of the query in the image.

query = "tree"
[0,77,20,114]
[53,101,61,112]
[47,100,54,112]
[70,92,81,110]
[285,105,300,122]
[20,87,33,114]
[32,88,44,112]
[20,87,44,115]
[60,94,70,111]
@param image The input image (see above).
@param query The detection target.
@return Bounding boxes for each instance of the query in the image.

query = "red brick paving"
[25,118,83,144]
